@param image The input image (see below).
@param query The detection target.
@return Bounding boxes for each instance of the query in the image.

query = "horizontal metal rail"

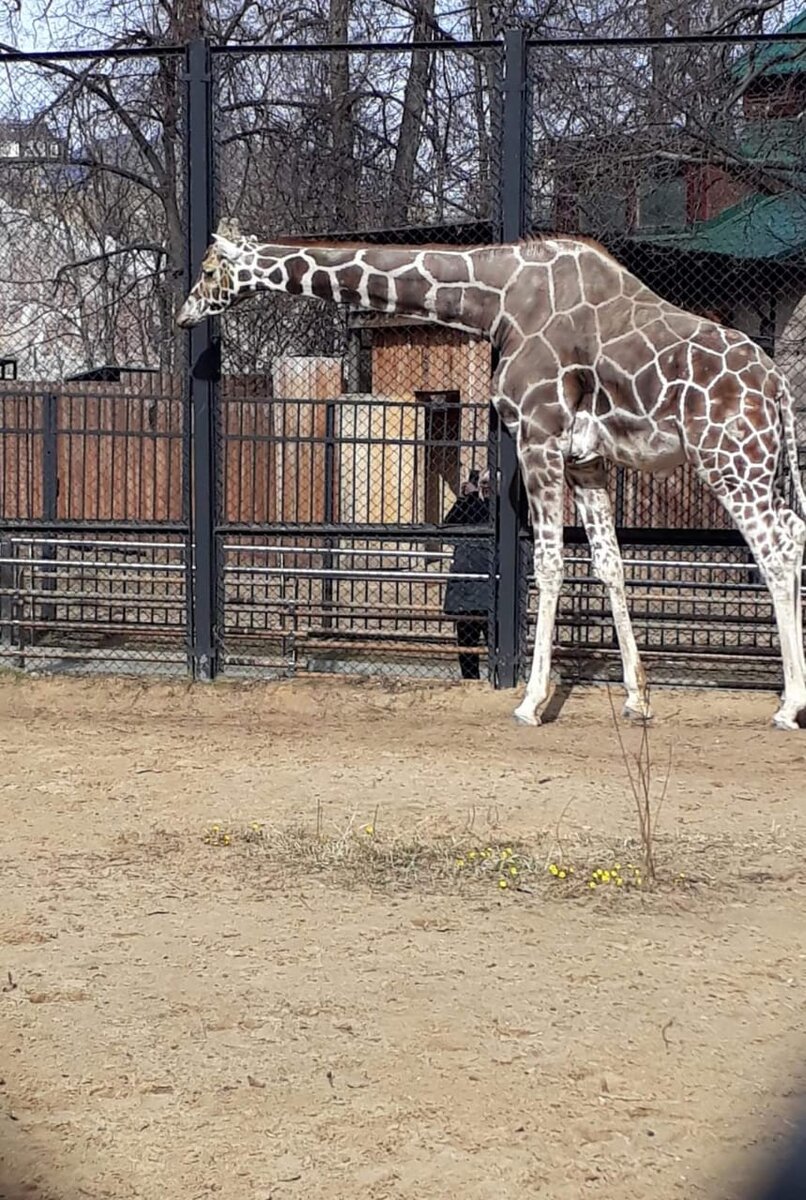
[223,564,487,582]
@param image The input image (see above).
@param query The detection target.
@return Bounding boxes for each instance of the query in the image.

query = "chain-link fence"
[1,28,805,687]
[210,42,503,679]
[0,47,190,674]
[523,32,806,686]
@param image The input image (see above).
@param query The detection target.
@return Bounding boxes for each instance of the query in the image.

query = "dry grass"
[193,813,800,902]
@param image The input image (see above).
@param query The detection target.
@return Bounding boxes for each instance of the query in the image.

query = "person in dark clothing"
[442,469,493,680]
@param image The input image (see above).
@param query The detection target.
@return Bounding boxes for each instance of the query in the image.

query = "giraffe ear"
[215,217,241,241]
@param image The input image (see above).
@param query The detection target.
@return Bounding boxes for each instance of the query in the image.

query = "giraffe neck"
[238,240,505,338]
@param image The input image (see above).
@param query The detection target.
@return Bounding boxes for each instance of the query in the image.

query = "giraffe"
[177,218,806,731]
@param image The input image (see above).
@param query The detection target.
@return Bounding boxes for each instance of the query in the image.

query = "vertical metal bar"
[0,536,14,653]
[185,36,219,680]
[322,399,336,629]
[40,391,58,630]
[491,27,528,689]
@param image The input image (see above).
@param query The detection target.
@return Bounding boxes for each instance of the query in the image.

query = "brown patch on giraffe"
[472,249,519,290]
[394,267,430,312]
[744,434,768,466]
[707,374,743,425]
[367,273,390,309]
[593,388,613,418]
[657,344,686,379]
[738,365,767,395]
[369,248,428,273]
[543,313,580,356]
[503,272,552,336]
[578,249,622,305]
[724,343,755,373]
[284,255,311,296]
[644,317,686,353]
[435,286,500,331]
[682,386,709,424]
[335,264,364,294]
[595,296,633,339]
[691,349,725,390]
[427,253,472,284]
[633,303,665,329]
[665,310,702,340]
[552,259,583,311]
[633,362,665,408]
[310,245,370,268]
[311,270,335,301]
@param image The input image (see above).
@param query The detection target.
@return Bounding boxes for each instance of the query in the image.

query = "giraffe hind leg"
[717,497,806,729]
[569,470,652,722]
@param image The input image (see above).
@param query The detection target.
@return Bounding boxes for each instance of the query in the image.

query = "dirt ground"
[1,673,806,1200]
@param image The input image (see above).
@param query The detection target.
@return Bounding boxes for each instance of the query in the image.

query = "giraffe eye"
[202,267,216,279]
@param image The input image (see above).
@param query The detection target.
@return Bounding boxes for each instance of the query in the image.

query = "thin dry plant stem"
[606,685,657,882]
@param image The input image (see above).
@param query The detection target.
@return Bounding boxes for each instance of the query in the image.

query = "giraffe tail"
[779,379,806,517]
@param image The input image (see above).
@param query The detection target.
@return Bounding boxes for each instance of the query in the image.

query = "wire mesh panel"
[0,49,190,674]
[210,43,503,680]
[519,32,806,685]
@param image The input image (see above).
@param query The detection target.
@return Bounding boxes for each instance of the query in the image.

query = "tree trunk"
[329,0,355,229]
[383,0,436,228]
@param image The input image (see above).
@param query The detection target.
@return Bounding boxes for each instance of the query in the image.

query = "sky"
[4,0,806,54]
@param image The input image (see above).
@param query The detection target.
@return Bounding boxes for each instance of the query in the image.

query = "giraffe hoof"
[622,703,653,724]
[512,705,540,727]
[771,708,806,731]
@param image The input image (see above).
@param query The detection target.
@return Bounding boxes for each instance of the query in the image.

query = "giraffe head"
[176,218,254,327]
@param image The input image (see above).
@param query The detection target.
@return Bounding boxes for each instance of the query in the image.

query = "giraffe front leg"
[513,446,565,727]
[570,473,651,722]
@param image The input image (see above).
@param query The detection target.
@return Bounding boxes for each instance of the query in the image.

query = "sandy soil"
[1,673,805,1200]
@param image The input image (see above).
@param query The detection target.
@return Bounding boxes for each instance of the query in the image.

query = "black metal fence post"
[40,391,58,628]
[492,28,529,689]
[185,36,220,680]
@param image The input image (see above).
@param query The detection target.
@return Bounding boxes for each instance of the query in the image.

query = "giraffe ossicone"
[177,230,806,731]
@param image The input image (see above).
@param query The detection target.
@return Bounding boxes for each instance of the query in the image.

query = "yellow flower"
[615,878,624,887]
[614,863,621,871]
[509,866,518,876]
[588,881,597,889]
[558,870,567,879]
[455,858,466,868]
[602,871,611,883]
[211,824,220,833]
[364,825,374,836]
[548,864,559,876]
[498,879,508,889]
[468,850,477,861]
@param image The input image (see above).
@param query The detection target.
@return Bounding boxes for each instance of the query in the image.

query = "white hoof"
[513,704,540,727]
[771,710,802,731]
[623,702,653,724]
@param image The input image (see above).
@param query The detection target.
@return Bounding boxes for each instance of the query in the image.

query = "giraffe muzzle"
[176,298,203,328]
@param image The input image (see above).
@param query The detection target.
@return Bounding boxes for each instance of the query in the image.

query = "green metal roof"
[732,12,806,79]
[635,188,806,260]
